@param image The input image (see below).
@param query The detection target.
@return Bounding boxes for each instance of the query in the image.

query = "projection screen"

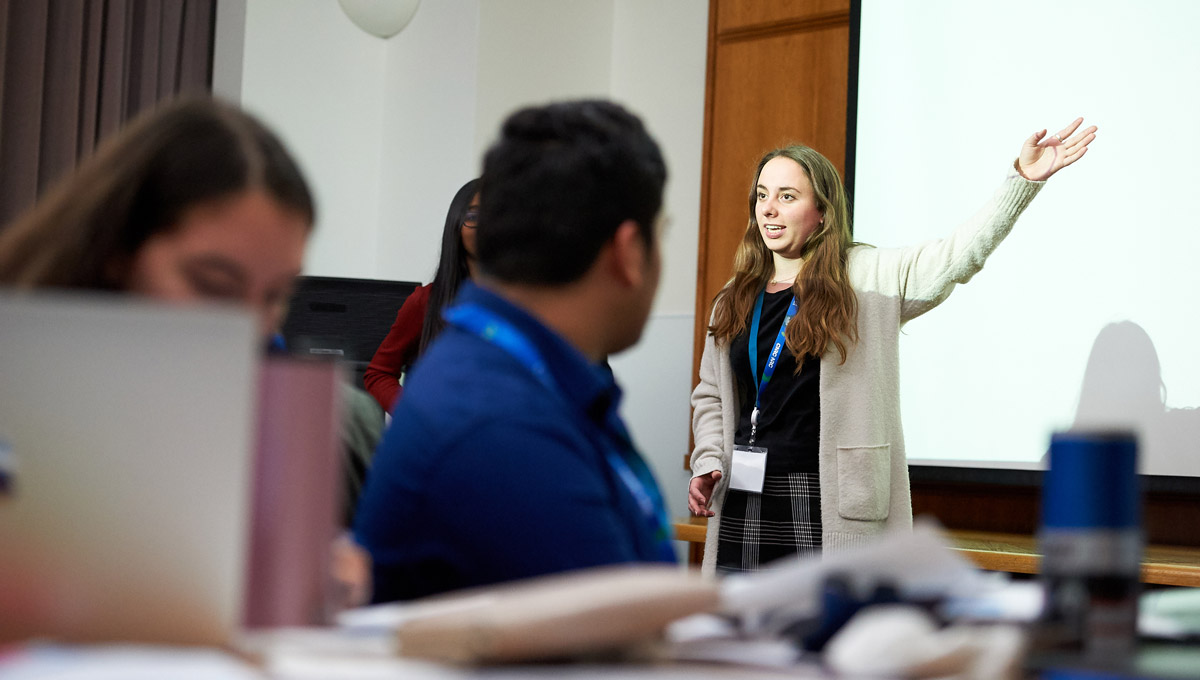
[853,0,1200,475]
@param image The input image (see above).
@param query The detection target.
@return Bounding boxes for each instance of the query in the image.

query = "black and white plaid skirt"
[716,471,822,574]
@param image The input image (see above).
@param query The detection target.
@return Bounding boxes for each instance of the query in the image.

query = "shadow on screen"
[1062,321,1200,475]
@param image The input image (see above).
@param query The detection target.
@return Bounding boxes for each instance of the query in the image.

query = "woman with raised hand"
[689,119,1097,574]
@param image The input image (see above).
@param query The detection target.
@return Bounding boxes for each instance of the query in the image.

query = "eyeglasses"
[462,210,479,227]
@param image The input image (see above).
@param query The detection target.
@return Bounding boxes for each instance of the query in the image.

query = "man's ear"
[608,220,647,288]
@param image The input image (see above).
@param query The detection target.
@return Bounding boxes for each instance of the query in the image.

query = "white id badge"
[730,445,767,493]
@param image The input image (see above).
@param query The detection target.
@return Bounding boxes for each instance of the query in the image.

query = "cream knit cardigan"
[690,171,1044,575]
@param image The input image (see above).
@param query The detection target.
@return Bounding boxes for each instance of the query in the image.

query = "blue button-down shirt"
[354,282,675,602]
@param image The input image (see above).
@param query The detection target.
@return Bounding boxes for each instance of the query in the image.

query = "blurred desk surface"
[269,659,818,679]
[672,518,1200,587]
[10,634,1200,680]
[0,642,827,679]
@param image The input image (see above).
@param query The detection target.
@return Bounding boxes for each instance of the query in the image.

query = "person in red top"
[363,179,480,412]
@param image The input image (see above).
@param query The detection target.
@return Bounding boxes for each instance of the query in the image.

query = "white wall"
[219,0,709,522]
[609,0,704,318]
[376,1,481,283]
[239,1,390,280]
[211,0,245,101]
[475,0,615,156]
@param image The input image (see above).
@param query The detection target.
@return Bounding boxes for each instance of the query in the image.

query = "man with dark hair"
[354,100,676,603]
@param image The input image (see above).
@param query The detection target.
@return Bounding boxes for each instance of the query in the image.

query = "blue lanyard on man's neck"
[443,302,676,562]
[748,290,798,444]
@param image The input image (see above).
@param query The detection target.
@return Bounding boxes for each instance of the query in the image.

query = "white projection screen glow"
[854,0,1200,475]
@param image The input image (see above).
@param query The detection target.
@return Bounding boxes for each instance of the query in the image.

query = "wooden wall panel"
[693,0,850,389]
[716,0,850,33]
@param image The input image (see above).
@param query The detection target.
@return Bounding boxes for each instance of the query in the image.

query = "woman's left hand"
[1017,117,1097,181]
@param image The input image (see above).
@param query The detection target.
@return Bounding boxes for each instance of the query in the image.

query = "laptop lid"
[0,292,259,646]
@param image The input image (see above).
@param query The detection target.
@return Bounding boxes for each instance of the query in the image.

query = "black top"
[729,289,821,475]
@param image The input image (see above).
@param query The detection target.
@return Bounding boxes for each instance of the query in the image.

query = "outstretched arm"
[893,117,1097,322]
[1016,117,1098,181]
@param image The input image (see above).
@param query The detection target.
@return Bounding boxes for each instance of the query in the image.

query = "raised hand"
[1017,117,1097,181]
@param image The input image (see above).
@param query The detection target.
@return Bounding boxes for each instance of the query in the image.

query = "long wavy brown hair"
[709,145,861,366]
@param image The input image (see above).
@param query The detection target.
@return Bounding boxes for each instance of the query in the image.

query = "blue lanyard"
[748,291,798,444]
[443,303,676,562]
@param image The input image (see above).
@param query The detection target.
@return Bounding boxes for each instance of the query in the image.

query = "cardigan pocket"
[835,444,891,521]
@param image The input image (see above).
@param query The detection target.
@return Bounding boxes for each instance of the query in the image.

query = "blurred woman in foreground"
[0,97,314,340]
[0,97,372,607]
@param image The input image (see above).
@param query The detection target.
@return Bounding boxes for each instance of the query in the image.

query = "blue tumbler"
[1039,430,1142,660]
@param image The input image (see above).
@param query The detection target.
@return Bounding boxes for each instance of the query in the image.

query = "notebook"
[0,292,260,646]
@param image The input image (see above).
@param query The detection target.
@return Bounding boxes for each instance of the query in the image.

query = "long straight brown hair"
[418,178,480,356]
[709,145,861,366]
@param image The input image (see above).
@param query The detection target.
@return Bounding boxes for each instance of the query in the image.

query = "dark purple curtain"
[0,0,215,227]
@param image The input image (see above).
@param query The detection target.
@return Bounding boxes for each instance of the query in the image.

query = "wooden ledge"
[674,515,709,544]
[672,519,1200,587]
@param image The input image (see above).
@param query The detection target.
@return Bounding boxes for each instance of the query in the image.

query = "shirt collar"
[453,281,619,421]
